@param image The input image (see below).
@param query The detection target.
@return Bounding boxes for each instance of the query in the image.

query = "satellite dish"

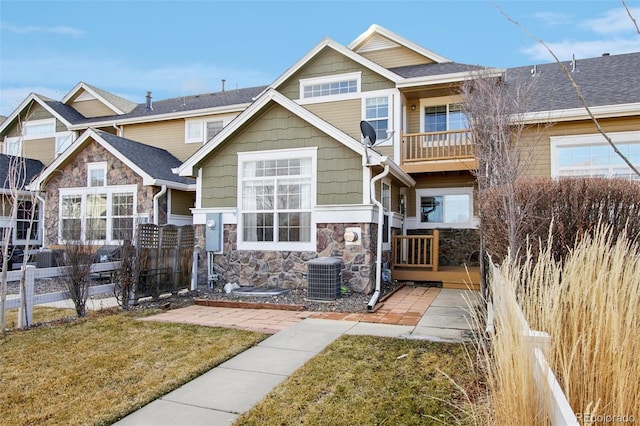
[360,120,377,146]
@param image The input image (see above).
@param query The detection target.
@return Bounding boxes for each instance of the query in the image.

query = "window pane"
[443,195,470,223]
[89,168,105,187]
[420,196,443,223]
[302,78,357,98]
[25,121,55,136]
[243,212,274,242]
[278,212,310,242]
[205,121,224,141]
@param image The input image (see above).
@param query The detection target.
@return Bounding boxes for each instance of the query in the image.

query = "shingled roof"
[0,154,45,190]
[94,130,195,186]
[389,61,488,78]
[505,52,640,113]
[80,85,267,124]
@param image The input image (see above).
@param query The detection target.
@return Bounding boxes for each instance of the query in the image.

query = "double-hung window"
[239,149,316,250]
[16,200,39,243]
[365,96,390,141]
[4,137,22,156]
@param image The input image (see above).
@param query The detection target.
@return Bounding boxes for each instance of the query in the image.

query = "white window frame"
[55,131,75,155]
[362,91,393,145]
[298,72,361,104]
[87,162,107,187]
[415,187,477,229]
[550,131,640,180]
[185,118,229,144]
[237,147,317,251]
[4,136,22,156]
[418,97,468,133]
[58,185,137,244]
[23,118,56,140]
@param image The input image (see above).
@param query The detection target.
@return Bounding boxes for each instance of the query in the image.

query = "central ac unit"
[307,257,342,301]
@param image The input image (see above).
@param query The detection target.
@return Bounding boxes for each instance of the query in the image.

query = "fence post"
[432,229,440,272]
[18,265,35,329]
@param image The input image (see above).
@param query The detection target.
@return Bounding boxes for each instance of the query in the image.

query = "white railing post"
[18,265,35,329]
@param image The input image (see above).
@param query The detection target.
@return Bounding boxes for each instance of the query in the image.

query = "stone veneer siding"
[195,222,389,294]
[407,228,480,267]
[42,140,167,246]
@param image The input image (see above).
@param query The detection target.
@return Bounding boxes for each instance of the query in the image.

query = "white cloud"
[1,23,84,37]
[581,7,640,34]
[522,38,640,62]
[523,7,640,62]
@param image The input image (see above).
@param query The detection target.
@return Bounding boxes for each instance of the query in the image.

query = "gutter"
[366,158,391,311]
[153,185,167,225]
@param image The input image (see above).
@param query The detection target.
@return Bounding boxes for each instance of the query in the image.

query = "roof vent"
[221,79,226,92]
[602,53,610,56]
[571,54,578,72]
[145,91,153,111]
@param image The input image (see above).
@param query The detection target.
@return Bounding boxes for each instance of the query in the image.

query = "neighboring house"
[0,155,45,249]
[178,24,639,293]
[31,129,195,246]
[0,82,267,249]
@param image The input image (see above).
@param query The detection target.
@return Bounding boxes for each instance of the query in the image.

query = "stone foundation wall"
[407,228,480,266]
[196,222,384,294]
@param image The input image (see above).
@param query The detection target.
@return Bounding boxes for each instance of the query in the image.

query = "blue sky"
[1,0,639,116]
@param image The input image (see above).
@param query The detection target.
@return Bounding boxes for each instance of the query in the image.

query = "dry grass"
[478,225,640,423]
[520,226,640,420]
[0,309,265,425]
[4,306,77,329]
[235,335,481,426]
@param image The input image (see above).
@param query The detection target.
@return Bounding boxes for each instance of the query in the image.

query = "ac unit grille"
[307,257,342,301]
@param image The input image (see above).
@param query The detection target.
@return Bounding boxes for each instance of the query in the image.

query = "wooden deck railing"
[402,130,474,163]
[392,230,439,272]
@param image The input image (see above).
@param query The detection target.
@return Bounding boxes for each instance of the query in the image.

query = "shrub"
[478,177,640,262]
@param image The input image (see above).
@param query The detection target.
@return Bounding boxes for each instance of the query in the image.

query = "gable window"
[364,96,390,141]
[24,119,56,139]
[416,188,476,229]
[238,148,316,251]
[186,119,226,144]
[299,72,361,101]
[88,162,107,187]
[551,132,640,180]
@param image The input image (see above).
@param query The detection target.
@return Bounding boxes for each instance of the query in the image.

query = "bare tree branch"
[622,0,640,35]
[492,1,640,178]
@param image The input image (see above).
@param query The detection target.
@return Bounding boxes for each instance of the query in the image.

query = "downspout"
[153,185,167,225]
[367,160,390,311]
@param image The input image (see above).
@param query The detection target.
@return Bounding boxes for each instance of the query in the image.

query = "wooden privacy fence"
[487,263,577,425]
[135,224,194,300]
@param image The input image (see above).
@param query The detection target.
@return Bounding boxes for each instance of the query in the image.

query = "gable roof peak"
[61,82,138,115]
[348,24,451,64]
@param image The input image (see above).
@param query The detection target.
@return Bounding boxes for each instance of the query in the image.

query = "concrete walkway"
[113,288,480,426]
